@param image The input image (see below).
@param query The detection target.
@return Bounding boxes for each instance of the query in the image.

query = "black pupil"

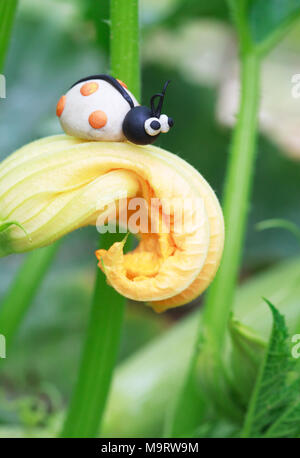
[150,120,160,131]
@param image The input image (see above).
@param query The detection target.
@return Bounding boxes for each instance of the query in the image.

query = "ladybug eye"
[144,117,161,136]
[159,114,171,133]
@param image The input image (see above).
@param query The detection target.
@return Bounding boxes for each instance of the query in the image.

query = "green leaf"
[241,299,300,437]
[264,379,300,438]
[228,0,300,55]
[249,0,300,45]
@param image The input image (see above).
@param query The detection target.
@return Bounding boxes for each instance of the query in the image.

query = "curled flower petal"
[0,135,224,312]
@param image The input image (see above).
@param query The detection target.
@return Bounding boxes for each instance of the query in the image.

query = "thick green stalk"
[197,52,261,416]
[168,51,261,433]
[0,245,58,351]
[110,0,140,98]
[60,234,126,438]
[188,51,260,420]
[61,0,140,438]
[0,0,18,71]
[203,51,260,345]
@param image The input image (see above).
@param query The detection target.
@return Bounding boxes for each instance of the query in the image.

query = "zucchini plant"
[1,0,300,439]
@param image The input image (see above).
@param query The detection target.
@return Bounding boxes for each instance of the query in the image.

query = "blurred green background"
[0,0,300,437]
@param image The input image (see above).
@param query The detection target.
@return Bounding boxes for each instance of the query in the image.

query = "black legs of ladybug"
[122,80,173,145]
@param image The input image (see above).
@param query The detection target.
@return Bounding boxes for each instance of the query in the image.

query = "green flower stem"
[60,234,126,438]
[0,245,58,352]
[203,51,260,345]
[0,0,18,71]
[60,0,140,438]
[196,51,261,416]
[110,0,140,98]
[169,50,262,432]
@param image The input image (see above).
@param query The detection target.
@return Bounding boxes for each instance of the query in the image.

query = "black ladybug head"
[122,80,174,145]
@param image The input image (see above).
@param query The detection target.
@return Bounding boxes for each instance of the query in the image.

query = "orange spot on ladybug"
[88,110,108,129]
[56,95,66,117]
[80,82,99,96]
[117,79,128,89]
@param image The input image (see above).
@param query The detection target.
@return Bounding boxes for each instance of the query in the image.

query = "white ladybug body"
[56,75,174,145]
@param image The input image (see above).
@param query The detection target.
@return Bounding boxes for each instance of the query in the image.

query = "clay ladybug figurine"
[56,74,174,145]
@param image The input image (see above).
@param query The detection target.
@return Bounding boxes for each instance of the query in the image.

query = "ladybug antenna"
[150,80,171,117]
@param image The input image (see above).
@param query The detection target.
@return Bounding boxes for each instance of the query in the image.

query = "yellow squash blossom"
[0,135,224,312]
